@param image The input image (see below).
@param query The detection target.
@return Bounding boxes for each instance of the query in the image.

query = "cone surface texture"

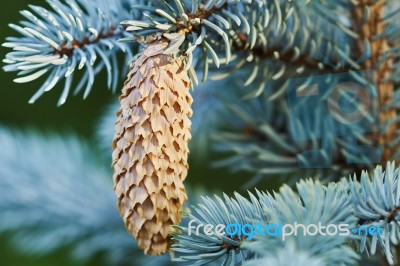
[112,39,192,255]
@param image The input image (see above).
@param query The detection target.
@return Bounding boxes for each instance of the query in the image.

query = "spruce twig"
[350,0,397,163]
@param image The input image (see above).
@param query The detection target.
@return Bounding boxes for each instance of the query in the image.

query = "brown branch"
[231,32,362,76]
[54,28,117,57]
[350,1,398,264]
[350,0,397,164]
[176,3,227,34]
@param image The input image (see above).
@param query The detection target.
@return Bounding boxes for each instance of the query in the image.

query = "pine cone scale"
[113,39,192,255]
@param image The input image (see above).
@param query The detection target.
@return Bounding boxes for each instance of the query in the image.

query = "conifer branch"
[174,162,400,265]
[2,0,137,105]
[121,0,358,90]
[173,177,360,265]
[211,84,376,182]
[349,0,397,164]
[0,127,134,262]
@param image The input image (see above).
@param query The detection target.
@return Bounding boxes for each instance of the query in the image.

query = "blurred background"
[1,1,112,265]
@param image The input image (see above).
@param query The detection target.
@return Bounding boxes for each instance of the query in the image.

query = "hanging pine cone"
[112,38,192,255]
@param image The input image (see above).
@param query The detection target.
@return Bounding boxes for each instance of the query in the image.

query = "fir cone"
[112,39,192,255]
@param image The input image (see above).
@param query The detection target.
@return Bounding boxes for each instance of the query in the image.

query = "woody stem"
[350,0,396,163]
